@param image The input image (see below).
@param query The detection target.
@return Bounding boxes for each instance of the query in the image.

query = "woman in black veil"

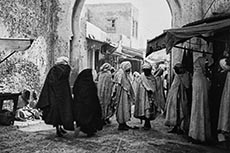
[73,69,103,137]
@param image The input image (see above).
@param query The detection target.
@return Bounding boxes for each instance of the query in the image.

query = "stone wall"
[0,0,54,93]
[0,0,83,93]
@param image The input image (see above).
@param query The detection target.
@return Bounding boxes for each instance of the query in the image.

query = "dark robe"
[36,64,74,130]
[209,62,227,140]
[73,69,103,135]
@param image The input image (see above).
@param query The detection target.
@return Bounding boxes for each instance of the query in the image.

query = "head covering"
[72,68,103,133]
[75,69,93,84]
[173,63,184,69]
[142,62,152,70]
[92,69,98,81]
[73,69,95,100]
[133,71,141,78]
[219,58,230,71]
[120,61,131,71]
[100,63,112,72]
[173,63,186,74]
[32,91,37,100]
[55,56,69,65]
[154,67,164,77]
[22,89,30,100]
[194,57,207,73]
[110,67,115,73]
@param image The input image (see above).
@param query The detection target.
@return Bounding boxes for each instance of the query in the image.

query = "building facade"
[0,0,86,93]
[82,2,143,73]
[85,3,139,49]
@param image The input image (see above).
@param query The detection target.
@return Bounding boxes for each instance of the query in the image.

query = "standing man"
[36,56,74,137]
[165,63,191,134]
[113,61,135,130]
[134,62,159,130]
[97,63,113,125]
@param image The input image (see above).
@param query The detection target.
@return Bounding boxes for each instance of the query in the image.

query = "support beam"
[174,45,212,54]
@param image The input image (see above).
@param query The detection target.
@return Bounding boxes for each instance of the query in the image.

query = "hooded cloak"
[73,69,103,134]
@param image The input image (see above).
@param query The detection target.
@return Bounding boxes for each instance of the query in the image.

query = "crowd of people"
[35,56,167,138]
[165,55,230,145]
[33,55,230,145]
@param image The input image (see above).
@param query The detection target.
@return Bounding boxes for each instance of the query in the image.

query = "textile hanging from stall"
[146,18,230,56]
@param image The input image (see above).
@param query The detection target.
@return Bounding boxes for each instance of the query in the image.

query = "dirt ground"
[0,115,230,153]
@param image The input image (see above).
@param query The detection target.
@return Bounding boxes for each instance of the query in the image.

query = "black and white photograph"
[0,0,230,152]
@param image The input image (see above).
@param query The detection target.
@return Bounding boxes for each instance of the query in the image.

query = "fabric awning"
[0,38,34,64]
[0,38,34,51]
[146,17,230,56]
[122,46,143,59]
[86,37,117,55]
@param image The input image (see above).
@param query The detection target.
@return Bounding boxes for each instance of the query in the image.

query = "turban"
[173,63,184,69]
[133,71,140,77]
[110,67,115,73]
[142,62,152,69]
[120,61,131,71]
[220,58,230,71]
[55,56,69,65]
[100,63,112,72]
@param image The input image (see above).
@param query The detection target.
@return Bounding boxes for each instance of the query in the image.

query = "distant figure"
[113,61,135,130]
[132,71,141,97]
[16,89,41,121]
[29,91,37,109]
[15,89,31,121]
[110,66,116,80]
[17,89,30,109]
[154,67,166,113]
[97,63,113,125]
[73,69,103,137]
[134,62,159,130]
[165,63,191,134]
[36,56,74,137]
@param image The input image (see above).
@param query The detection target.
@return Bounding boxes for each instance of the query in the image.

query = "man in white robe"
[134,62,159,130]
[113,61,135,130]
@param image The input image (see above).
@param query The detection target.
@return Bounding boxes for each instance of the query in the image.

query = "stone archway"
[68,0,174,85]
[69,0,86,85]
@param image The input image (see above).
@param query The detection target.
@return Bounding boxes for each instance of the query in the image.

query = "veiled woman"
[165,63,190,134]
[113,61,135,130]
[189,57,212,143]
[97,63,113,124]
[73,69,103,137]
[36,56,74,137]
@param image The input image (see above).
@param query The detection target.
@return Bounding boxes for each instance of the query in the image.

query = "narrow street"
[0,114,229,153]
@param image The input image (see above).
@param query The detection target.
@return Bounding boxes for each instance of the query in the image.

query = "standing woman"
[36,56,74,137]
[113,61,135,130]
[189,56,212,143]
[97,63,113,125]
[73,69,103,137]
